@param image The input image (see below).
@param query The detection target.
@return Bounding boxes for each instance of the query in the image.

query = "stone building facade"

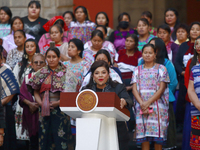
[1,0,187,29]
[0,0,73,19]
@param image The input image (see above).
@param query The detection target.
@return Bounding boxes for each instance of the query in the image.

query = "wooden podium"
[60,91,130,150]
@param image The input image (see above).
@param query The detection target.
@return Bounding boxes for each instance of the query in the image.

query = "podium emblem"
[76,89,98,113]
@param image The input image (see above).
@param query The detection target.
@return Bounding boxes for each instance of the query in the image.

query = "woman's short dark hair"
[49,24,63,34]
[95,12,109,27]
[74,6,89,21]
[118,12,131,22]
[69,38,84,57]
[141,11,152,20]
[28,1,41,9]
[137,18,149,26]
[63,11,75,21]
[157,24,171,34]
[95,49,112,65]
[46,47,60,58]
[126,34,139,49]
[174,23,189,35]
[96,25,107,35]
[0,6,12,24]
[85,60,117,89]
[91,30,104,40]
[189,36,200,72]
[14,30,26,38]
[142,43,156,53]
[11,16,24,30]
[149,37,169,65]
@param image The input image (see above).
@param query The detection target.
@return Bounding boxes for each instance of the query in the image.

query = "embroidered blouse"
[69,21,96,44]
[6,48,23,69]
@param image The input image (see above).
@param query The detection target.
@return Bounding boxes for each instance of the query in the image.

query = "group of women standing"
[0,1,200,150]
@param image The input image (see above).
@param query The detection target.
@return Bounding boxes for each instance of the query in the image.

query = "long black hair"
[137,18,150,27]
[95,12,109,27]
[0,6,12,24]
[164,8,179,28]
[63,11,75,21]
[0,45,3,59]
[149,37,169,65]
[96,25,107,35]
[46,47,60,58]
[74,6,90,21]
[49,24,63,34]
[85,60,117,89]
[18,39,40,84]
[28,1,41,9]
[188,22,200,41]
[142,43,156,53]
[95,49,112,65]
[189,36,200,72]
[91,30,104,40]
[157,24,171,34]
[118,12,131,22]
[11,16,24,31]
[164,8,180,41]
[126,34,139,51]
[68,38,84,57]
[14,30,26,39]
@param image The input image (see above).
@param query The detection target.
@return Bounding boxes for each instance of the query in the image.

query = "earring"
[93,78,96,84]
[24,54,28,59]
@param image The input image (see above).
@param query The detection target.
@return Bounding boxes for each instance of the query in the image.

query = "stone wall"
[0,0,73,19]
[1,0,187,28]
[113,0,187,29]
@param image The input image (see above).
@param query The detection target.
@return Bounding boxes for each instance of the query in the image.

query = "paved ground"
[128,132,183,150]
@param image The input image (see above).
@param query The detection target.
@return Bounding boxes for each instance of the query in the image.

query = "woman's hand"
[113,63,118,68]
[140,101,151,111]
[195,101,200,112]
[0,134,3,147]
[0,129,4,147]
[181,71,185,76]
[49,100,60,110]
[120,98,127,109]
[126,85,133,91]
[28,102,39,114]
[141,109,149,115]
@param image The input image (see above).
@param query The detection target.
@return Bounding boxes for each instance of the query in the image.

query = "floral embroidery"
[6,48,23,69]
[57,71,64,77]
[28,63,67,93]
[58,129,65,137]
[61,142,67,149]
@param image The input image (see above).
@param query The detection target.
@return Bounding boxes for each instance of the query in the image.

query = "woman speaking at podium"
[82,60,133,150]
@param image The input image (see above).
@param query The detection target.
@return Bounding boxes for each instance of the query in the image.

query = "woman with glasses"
[19,53,46,150]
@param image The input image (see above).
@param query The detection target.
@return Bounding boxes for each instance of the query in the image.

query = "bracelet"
[0,133,5,136]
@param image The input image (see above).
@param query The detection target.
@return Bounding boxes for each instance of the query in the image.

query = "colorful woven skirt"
[190,115,200,150]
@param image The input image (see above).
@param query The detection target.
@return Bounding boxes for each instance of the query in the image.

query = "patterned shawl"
[0,64,20,101]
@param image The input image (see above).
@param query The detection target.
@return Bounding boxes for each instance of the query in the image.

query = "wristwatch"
[0,133,5,136]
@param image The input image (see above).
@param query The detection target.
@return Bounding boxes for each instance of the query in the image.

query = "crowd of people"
[0,1,199,150]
